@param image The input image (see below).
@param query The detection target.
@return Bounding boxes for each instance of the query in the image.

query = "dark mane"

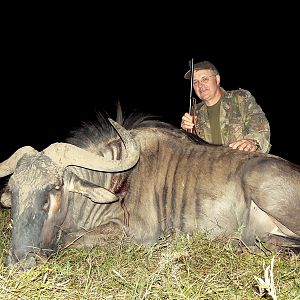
[66,104,212,148]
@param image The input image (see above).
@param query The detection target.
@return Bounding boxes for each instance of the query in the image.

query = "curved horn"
[0,146,38,177]
[43,119,140,172]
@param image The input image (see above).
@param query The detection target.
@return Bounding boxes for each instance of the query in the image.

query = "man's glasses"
[193,75,215,85]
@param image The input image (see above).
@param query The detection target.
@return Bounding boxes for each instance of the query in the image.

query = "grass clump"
[0,209,299,299]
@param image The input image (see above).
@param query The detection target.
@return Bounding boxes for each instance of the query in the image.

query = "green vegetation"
[0,209,299,299]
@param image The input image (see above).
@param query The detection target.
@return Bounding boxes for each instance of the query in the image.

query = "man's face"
[192,69,220,101]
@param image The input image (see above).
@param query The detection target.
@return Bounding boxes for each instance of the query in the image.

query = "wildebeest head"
[0,119,140,268]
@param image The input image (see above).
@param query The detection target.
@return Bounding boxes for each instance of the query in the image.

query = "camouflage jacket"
[193,88,271,153]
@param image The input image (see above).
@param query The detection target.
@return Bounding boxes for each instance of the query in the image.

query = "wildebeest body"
[0,110,299,267]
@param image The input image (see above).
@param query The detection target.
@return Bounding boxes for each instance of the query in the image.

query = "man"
[181,61,271,153]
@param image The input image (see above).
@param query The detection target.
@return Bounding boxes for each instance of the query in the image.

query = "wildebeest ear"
[69,174,118,204]
[0,146,38,177]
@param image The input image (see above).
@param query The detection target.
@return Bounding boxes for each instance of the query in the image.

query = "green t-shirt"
[207,100,222,145]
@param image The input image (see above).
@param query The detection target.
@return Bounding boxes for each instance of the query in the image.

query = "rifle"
[187,58,196,134]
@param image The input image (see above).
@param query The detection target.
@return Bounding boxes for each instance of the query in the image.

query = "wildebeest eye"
[43,197,50,211]
[43,184,62,210]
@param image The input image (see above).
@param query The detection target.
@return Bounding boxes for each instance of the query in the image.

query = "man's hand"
[229,139,259,152]
[181,113,197,131]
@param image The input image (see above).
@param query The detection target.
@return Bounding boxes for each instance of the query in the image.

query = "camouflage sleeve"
[237,89,271,153]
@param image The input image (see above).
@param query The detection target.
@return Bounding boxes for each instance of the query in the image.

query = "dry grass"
[0,209,299,299]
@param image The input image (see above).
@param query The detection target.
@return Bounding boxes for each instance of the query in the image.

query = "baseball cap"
[184,60,219,79]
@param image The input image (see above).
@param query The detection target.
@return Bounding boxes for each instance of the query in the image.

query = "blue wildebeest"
[0,109,299,268]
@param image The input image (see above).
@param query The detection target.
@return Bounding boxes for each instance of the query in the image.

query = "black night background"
[1,8,299,193]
